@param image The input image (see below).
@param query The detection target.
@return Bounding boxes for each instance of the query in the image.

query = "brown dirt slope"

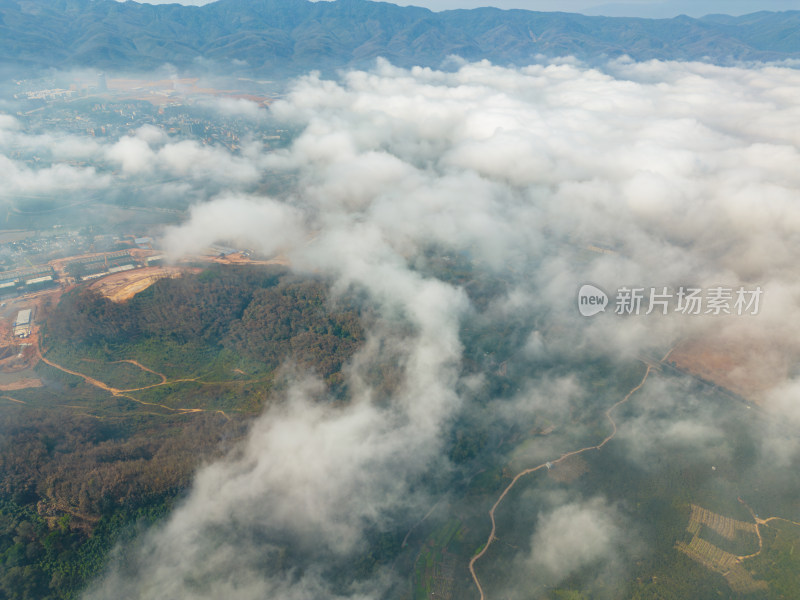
[88,266,189,302]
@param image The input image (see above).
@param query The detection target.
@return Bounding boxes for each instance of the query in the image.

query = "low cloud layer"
[13,56,788,597]
[528,497,623,583]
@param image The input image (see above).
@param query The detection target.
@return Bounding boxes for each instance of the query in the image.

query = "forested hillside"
[2,0,800,76]
[0,265,364,599]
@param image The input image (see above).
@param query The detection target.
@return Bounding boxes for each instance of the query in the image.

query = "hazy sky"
[124,0,800,18]
[382,0,800,16]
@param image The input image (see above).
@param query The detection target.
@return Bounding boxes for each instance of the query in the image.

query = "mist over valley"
[1,2,800,599]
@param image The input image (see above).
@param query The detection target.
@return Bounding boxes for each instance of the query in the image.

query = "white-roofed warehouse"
[13,308,33,337]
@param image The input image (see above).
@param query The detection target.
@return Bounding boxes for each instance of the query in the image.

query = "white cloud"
[0,155,110,195]
[163,195,305,256]
[0,113,21,131]
[107,135,155,174]
[527,497,622,582]
[202,96,267,120]
[76,56,800,598]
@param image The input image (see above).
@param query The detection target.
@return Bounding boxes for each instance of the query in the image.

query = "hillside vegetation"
[0,265,364,600]
[2,0,800,76]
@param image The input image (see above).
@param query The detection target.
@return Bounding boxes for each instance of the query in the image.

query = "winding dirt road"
[737,497,800,561]
[36,345,226,416]
[468,363,654,600]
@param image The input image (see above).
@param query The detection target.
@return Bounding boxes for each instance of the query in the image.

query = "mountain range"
[1,0,799,76]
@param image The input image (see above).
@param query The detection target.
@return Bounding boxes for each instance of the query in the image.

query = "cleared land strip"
[81,358,168,384]
[36,345,224,417]
[687,504,756,540]
[676,536,767,594]
[677,535,739,572]
[468,362,654,600]
[39,350,196,395]
[676,531,767,593]
[0,395,25,404]
[88,266,189,303]
[676,500,780,593]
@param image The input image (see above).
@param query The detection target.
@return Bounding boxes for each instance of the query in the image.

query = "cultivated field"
[687,504,757,540]
[669,337,789,404]
[676,504,767,594]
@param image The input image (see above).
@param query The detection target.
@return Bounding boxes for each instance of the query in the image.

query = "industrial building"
[65,250,140,281]
[0,266,57,297]
[13,308,33,338]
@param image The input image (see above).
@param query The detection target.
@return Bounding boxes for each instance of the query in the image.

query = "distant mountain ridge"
[1,0,800,76]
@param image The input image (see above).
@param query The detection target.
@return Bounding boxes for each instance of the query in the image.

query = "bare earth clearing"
[668,335,790,404]
[0,378,43,391]
[88,266,193,302]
